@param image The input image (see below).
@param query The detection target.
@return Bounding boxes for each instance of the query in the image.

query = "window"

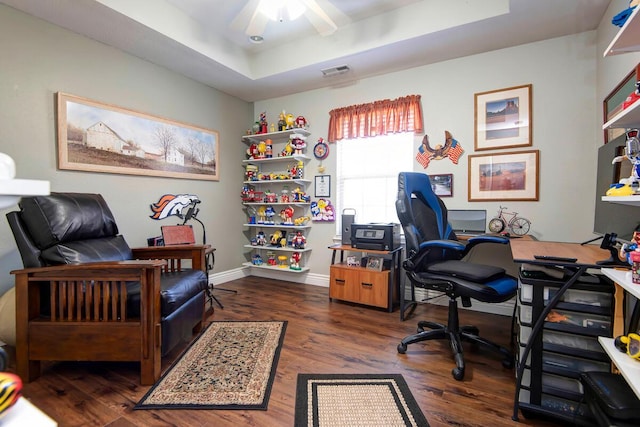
[336,132,414,235]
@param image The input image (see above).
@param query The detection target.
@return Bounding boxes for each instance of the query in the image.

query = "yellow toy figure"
[257,205,266,224]
[278,111,287,131]
[285,113,295,129]
[257,140,266,158]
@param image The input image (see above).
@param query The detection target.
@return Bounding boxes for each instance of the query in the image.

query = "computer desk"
[508,239,615,421]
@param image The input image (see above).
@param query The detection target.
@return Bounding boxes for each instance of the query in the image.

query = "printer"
[351,223,401,251]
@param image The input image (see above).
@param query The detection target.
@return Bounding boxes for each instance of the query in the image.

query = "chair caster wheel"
[502,358,514,369]
[452,367,464,381]
[397,343,407,354]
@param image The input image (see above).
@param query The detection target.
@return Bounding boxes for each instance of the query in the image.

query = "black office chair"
[396,172,517,380]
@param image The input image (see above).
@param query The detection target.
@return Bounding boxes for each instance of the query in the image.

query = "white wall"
[255,31,599,276]
[0,4,253,296]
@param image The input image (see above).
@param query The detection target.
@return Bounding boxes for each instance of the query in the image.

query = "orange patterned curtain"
[327,94,423,143]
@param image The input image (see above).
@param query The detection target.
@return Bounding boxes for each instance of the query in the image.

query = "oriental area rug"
[294,374,430,427]
[134,320,287,410]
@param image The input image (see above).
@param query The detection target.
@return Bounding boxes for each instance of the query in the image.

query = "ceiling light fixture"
[258,0,306,22]
[321,64,350,77]
[249,35,264,43]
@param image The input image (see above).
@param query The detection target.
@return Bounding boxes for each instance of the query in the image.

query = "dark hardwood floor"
[10,277,564,427]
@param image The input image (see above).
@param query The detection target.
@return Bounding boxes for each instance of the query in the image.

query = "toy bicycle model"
[488,206,531,236]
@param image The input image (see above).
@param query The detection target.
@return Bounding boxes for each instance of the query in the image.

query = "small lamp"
[0,153,50,208]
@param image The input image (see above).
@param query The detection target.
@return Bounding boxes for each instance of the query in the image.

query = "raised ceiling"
[0,0,613,102]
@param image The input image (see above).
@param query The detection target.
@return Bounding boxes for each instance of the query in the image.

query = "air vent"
[321,65,350,77]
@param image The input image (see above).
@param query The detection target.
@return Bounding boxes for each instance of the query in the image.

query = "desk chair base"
[397,298,514,381]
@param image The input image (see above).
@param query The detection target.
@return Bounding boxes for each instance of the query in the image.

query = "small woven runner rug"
[295,373,430,427]
[135,320,287,410]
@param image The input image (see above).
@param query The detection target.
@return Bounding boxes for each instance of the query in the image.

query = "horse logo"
[149,194,199,220]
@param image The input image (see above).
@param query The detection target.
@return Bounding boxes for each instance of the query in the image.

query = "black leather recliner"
[6,193,208,385]
[396,172,517,381]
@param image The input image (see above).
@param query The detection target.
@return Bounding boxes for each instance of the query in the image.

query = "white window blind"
[336,133,414,235]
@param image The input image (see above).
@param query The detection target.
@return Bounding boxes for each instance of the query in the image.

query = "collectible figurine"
[610,129,640,194]
[256,231,267,246]
[278,255,288,268]
[290,134,307,155]
[292,230,306,249]
[267,252,277,266]
[259,112,268,134]
[278,111,287,131]
[290,252,302,270]
[280,206,294,225]
[265,205,276,224]
[295,115,307,128]
[252,254,263,265]
[265,139,273,158]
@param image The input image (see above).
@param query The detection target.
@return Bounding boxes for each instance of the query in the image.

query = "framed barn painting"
[474,84,532,151]
[56,92,219,181]
[468,150,539,201]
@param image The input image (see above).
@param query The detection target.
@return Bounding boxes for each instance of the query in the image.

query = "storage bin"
[544,309,610,332]
[542,330,603,353]
[519,283,611,308]
[521,368,583,395]
[542,351,610,374]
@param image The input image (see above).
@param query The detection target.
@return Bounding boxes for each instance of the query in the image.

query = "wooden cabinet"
[329,265,390,308]
[328,245,402,311]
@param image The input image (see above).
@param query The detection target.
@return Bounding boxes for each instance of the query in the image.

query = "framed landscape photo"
[468,150,539,201]
[56,92,219,181]
[428,174,453,197]
[474,84,532,151]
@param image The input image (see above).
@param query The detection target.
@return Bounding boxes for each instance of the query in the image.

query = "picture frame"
[603,64,639,143]
[474,84,532,151]
[366,256,384,271]
[314,174,331,197]
[468,150,539,201]
[346,255,359,267]
[428,174,453,197]
[56,92,219,181]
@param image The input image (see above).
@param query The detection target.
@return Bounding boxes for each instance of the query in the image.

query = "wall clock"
[313,140,329,160]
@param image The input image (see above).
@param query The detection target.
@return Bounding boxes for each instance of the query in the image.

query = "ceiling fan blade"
[301,0,338,35]
[230,0,260,32]
[230,0,269,36]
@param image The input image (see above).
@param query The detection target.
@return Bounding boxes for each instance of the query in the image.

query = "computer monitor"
[448,209,487,235]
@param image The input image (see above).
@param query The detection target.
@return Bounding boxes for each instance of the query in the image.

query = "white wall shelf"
[243,223,311,229]
[243,244,311,253]
[242,129,310,144]
[242,154,310,163]
[602,98,640,130]
[598,337,640,399]
[601,195,640,206]
[242,261,309,273]
[604,5,640,56]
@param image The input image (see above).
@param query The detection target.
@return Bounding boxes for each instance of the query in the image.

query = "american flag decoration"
[415,131,464,169]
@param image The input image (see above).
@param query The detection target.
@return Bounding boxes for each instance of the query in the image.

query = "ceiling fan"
[231,0,346,37]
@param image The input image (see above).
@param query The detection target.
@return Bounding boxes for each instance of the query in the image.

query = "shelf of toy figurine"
[242,128,311,144]
[243,154,310,164]
[243,202,310,207]
[602,195,640,206]
[243,178,311,186]
[242,261,310,273]
[244,244,311,253]
[243,223,311,229]
[602,98,640,130]
[604,5,640,57]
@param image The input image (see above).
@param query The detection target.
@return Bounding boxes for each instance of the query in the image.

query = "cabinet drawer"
[357,270,389,308]
[329,266,359,302]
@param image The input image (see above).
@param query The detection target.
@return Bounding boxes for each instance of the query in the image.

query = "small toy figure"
[267,252,277,266]
[279,141,293,157]
[610,129,640,194]
[290,134,307,155]
[245,164,258,181]
[259,112,268,134]
[265,205,276,224]
[278,255,288,268]
[252,254,263,265]
[292,231,306,249]
[256,231,267,246]
[295,116,307,128]
[257,206,266,224]
[280,206,294,224]
[250,237,257,246]
[270,123,275,133]
[293,216,309,226]
[257,140,266,158]
[280,186,290,203]
[290,252,302,270]
[265,139,273,158]
[247,143,258,159]
[285,113,295,129]
[264,191,278,203]
[278,111,287,131]
[269,230,283,246]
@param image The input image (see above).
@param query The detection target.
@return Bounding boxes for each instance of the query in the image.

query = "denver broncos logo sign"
[149,194,200,220]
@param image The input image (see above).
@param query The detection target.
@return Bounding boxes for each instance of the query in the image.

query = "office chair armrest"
[405,239,466,271]
[463,235,509,253]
